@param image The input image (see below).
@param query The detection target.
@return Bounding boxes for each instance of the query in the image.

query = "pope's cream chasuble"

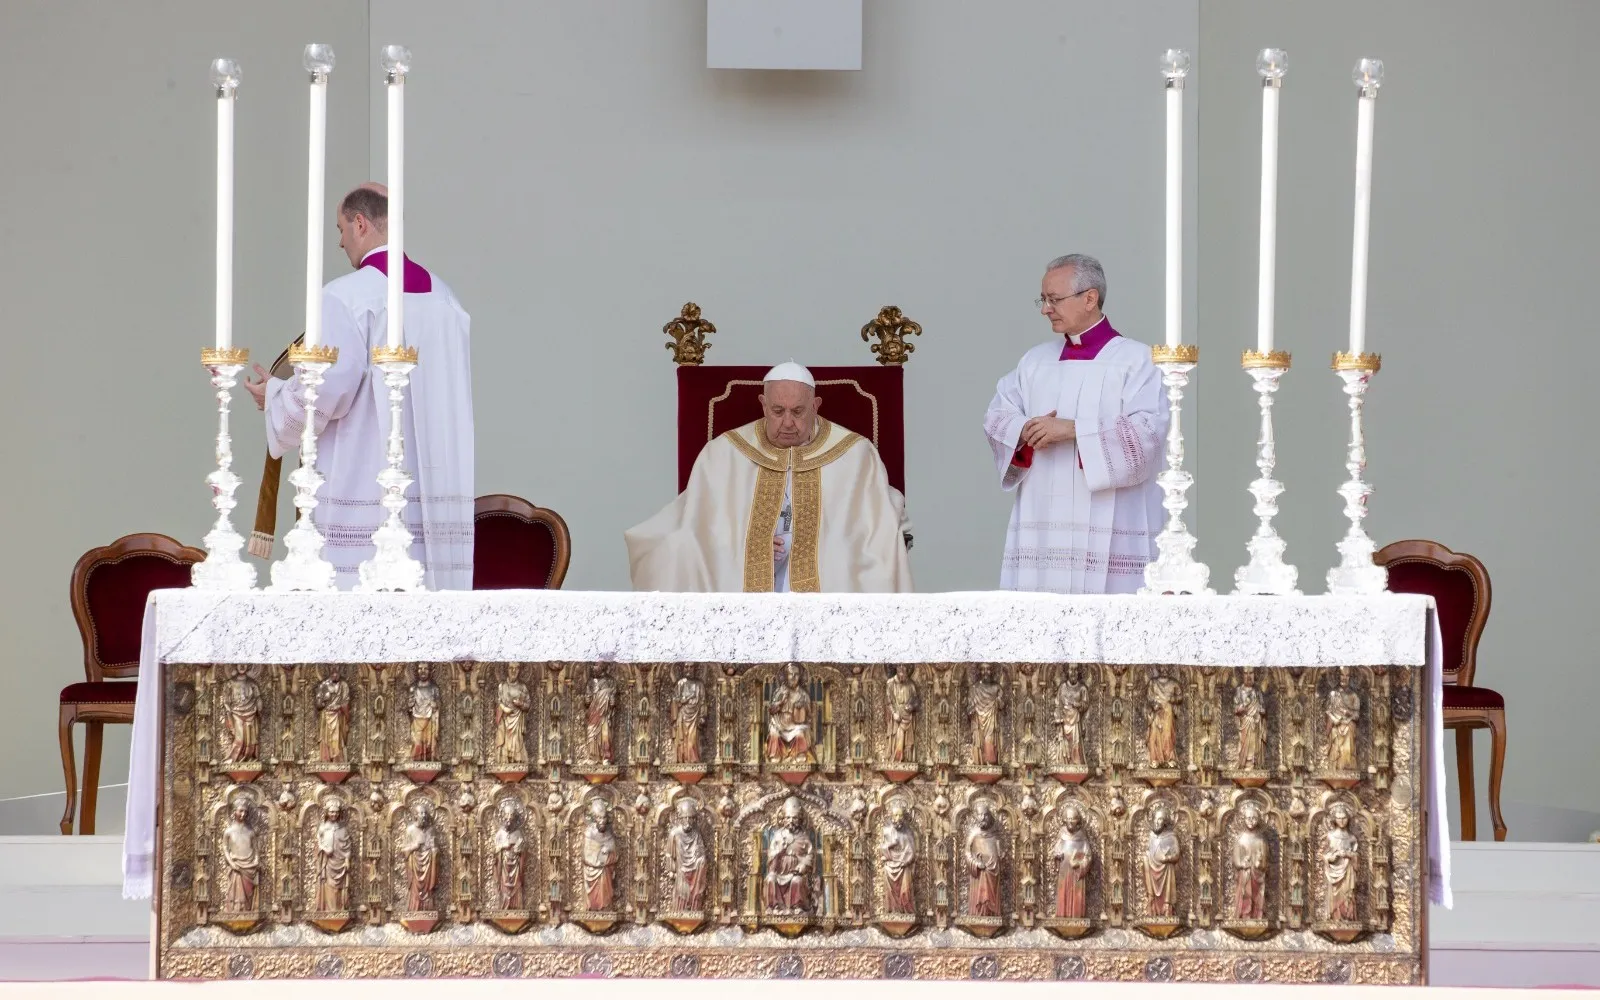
[625,418,913,593]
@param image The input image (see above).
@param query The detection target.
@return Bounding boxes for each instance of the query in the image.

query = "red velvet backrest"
[473,495,571,590]
[676,365,905,494]
[72,534,204,682]
[1375,540,1491,688]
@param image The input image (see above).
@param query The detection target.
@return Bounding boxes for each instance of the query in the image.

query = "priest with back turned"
[625,362,913,593]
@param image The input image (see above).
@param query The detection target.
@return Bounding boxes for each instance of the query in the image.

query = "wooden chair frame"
[61,532,204,834]
[1376,539,1507,841]
[474,494,572,590]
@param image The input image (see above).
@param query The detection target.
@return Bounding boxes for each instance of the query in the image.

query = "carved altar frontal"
[155,659,1425,983]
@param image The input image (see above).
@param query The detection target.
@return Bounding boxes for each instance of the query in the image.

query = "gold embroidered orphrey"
[155,661,1426,983]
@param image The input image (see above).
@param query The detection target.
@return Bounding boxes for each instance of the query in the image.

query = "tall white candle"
[382,46,412,351]
[1161,49,1190,349]
[1256,49,1287,354]
[303,45,335,348]
[210,59,240,350]
[1348,58,1384,356]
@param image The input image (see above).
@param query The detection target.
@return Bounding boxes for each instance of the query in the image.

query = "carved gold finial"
[665,303,716,366]
[861,306,922,366]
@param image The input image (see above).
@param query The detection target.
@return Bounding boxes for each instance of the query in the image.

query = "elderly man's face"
[760,379,819,448]
[1040,266,1100,337]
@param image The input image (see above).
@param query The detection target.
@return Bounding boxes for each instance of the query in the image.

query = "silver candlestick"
[1233,350,1300,595]
[192,348,258,591]
[1140,344,1213,596]
[356,346,426,592]
[1326,352,1388,594]
[269,344,340,592]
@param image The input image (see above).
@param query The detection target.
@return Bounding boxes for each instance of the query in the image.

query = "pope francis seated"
[625,362,914,593]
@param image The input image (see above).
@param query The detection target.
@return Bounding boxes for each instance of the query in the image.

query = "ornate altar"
[126,590,1446,983]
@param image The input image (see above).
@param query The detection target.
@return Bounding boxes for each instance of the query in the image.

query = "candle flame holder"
[1326,352,1388,595]
[268,344,340,592]
[1140,344,1213,596]
[1233,351,1299,595]
[356,345,426,592]
[192,348,258,591]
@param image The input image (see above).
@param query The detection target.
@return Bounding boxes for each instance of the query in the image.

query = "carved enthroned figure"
[1051,804,1092,919]
[964,800,1002,917]
[1232,802,1268,920]
[968,665,1003,766]
[585,665,618,764]
[313,797,352,912]
[581,799,618,911]
[401,799,439,912]
[1325,680,1361,772]
[671,665,706,765]
[221,664,262,763]
[666,798,708,911]
[407,664,442,761]
[879,800,916,913]
[494,664,532,767]
[885,666,920,763]
[1234,678,1267,770]
[221,793,260,911]
[1323,803,1359,921]
[313,668,351,762]
[763,797,815,915]
[492,799,525,910]
[1146,676,1183,767]
[766,664,813,763]
[1055,668,1090,766]
[1144,805,1179,917]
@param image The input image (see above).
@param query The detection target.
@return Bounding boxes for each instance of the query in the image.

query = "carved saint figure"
[1234,679,1267,770]
[581,799,618,911]
[1144,805,1180,918]
[879,800,916,913]
[1323,803,1359,921]
[666,798,708,911]
[1146,676,1183,767]
[762,796,815,915]
[495,664,531,766]
[313,797,352,912]
[671,665,706,765]
[221,794,260,911]
[885,666,920,763]
[1051,804,1092,919]
[408,664,441,761]
[313,668,351,762]
[401,799,439,912]
[766,664,812,763]
[492,799,525,910]
[1325,682,1361,772]
[964,800,1003,917]
[221,663,262,763]
[1055,669,1090,766]
[968,664,1003,766]
[585,665,618,764]
[1232,802,1268,920]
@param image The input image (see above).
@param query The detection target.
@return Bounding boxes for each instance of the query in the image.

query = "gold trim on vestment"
[742,466,788,593]
[727,419,861,593]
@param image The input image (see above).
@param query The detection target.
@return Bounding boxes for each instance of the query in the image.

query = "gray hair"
[1045,253,1107,309]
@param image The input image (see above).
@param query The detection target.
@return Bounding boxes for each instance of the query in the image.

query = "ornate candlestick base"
[1140,345,1213,596]
[192,348,258,591]
[269,345,341,592]
[1326,352,1388,595]
[356,346,426,593]
[1233,351,1300,595]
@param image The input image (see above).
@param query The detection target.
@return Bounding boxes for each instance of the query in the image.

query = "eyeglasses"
[1035,290,1089,309]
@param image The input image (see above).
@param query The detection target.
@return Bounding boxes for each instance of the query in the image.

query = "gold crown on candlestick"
[289,344,339,365]
[1331,352,1381,373]
[1242,349,1291,370]
[200,347,249,367]
[372,345,419,365]
[1151,344,1198,365]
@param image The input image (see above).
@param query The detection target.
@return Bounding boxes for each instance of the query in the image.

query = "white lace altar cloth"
[123,589,1449,908]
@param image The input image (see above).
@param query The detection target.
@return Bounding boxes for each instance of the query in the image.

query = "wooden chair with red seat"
[60,532,204,834]
[1376,539,1507,841]
[473,494,572,590]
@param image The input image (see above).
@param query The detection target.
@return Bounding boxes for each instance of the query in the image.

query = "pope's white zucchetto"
[762,361,815,387]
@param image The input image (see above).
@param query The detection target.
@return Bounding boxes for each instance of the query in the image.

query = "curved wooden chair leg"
[1453,726,1477,842]
[82,722,104,836]
[1486,709,1508,842]
[58,705,78,835]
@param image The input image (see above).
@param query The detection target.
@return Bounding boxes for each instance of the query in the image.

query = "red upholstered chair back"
[473,494,572,590]
[675,365,905,494]
[1375,540,1491,688]
[71,534,204,682]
